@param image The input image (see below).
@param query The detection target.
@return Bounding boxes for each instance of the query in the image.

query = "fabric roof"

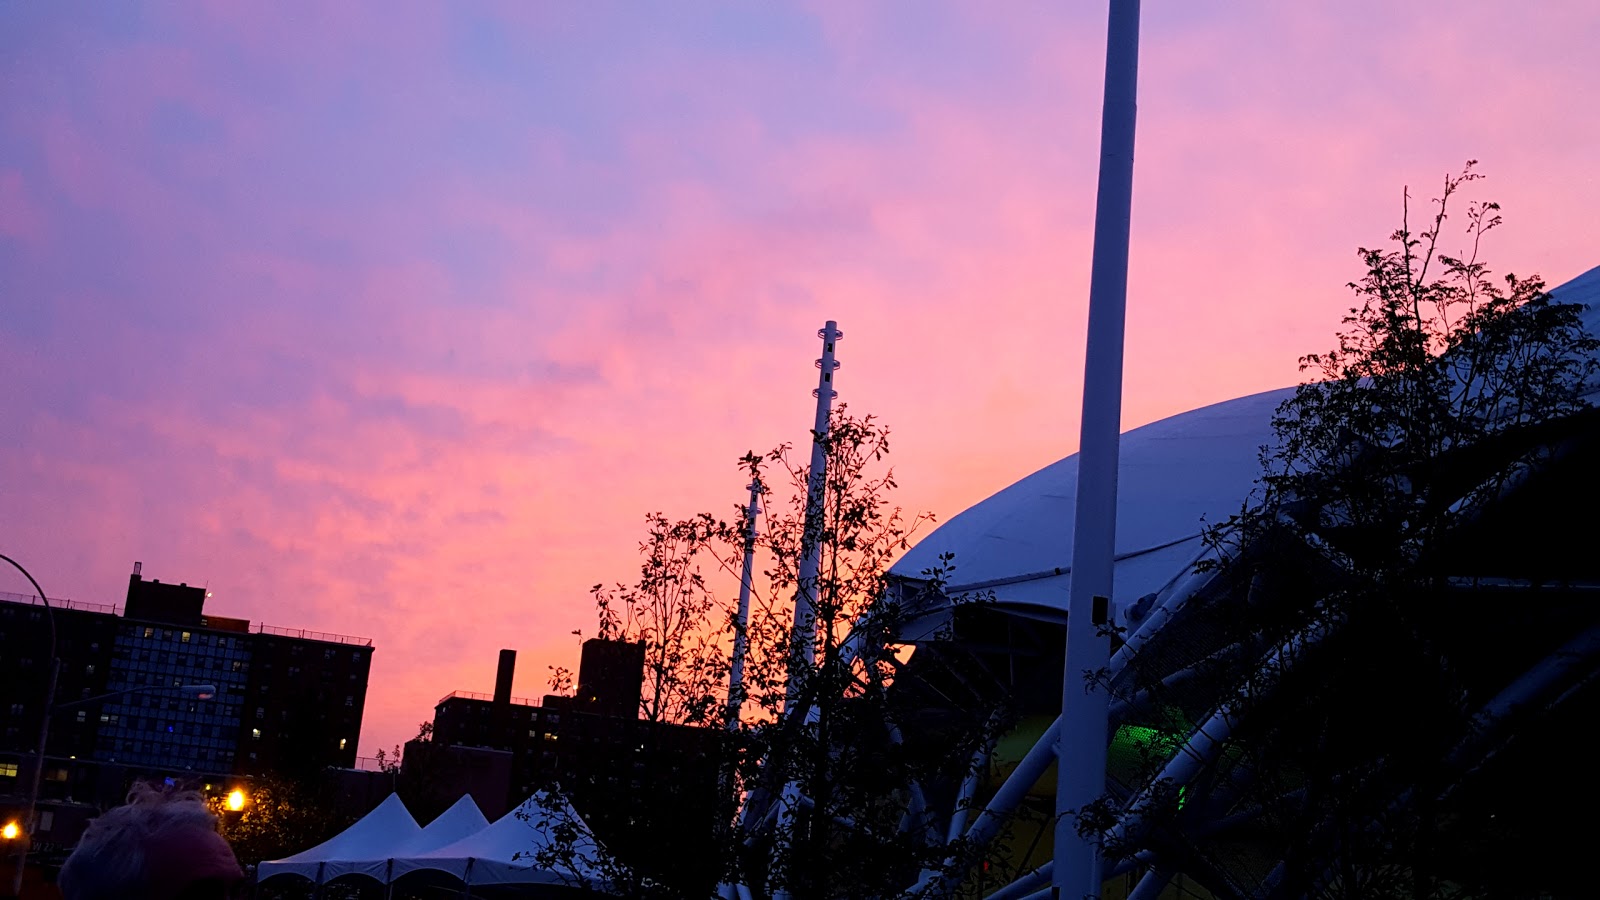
[892,385,1289,622]
[890,264,1600,623]
[390,791,610,887]
[258,792,420,881]
[319,793,491,883]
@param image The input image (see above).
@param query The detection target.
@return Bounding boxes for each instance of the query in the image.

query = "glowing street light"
[226,789,247,812]
[1,821,19,841]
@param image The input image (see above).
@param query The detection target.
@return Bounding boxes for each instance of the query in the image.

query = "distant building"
[412,639,722,890]
[0,563,374,857]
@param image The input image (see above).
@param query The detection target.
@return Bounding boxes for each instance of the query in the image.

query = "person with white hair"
[58,783,243,900]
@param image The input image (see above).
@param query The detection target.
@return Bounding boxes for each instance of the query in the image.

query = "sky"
[2,2,1597,757]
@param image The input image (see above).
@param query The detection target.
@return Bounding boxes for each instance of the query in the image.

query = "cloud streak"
[3,1,1597,754]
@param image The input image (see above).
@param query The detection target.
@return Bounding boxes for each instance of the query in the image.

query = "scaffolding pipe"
[982,850,1159,900]
[965,716,1059,849]
[726,478,762,730]
[1105,617,1332,854]
[1108,560,1216,677]
[1055,4,1142,897]
[947,736,995,844]
[983,864,1052,900]
[912,717,1061,897]
[1126,867,1174,900]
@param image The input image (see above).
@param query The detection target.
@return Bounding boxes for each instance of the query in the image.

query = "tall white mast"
[1054,2,1141,898]
[789,321,842,696]
[772,321,841,900]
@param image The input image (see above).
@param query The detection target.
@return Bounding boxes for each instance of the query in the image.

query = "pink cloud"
[3,1,1598,756]
[0,171,44,241]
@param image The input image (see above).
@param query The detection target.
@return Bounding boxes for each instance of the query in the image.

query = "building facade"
[0,564,374,860]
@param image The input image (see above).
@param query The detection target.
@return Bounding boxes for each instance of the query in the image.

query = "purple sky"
[3,2,1597,755]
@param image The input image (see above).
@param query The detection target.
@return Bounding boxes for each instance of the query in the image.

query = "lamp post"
[1,554,56,900]
[5,678,218,895]
[0,548,218,897]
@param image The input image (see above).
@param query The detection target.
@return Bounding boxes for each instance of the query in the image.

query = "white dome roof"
[891,264,1600,622]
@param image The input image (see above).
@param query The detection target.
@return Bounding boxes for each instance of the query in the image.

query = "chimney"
[493,649,516,705]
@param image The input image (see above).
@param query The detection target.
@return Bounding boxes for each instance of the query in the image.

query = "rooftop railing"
[254,623,374,647]
[1,589,374,646]
[0,589,120,615]
[436,690,542,708]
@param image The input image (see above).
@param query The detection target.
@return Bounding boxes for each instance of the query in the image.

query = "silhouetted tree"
[535,408,1000,900]
[1100,163,1599,899]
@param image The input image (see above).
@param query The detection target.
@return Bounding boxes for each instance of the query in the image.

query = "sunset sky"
[3,2,1596,756]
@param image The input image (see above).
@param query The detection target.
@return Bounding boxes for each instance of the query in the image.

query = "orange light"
[1,821,19,840]
[226,789,246,812]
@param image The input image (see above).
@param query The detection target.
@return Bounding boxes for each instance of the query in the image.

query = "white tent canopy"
[320,793,491,883]
[391,791,610,888]
[258,792,421,882]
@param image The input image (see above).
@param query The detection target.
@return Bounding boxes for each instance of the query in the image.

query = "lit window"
[0,762,18,777]
[181,632,192,643]
[38,811,54,833]
[143,628,154,638]
[76,710,87,723]
[338,738,347,750]
[251,729,261,740]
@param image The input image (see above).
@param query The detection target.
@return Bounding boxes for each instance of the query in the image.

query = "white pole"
[790,321,842,689]
[726,478,762,731]
[1055,1,1141,898]
[773,321,841,900]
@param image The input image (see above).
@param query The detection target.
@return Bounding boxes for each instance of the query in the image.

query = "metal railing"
[254,623,373,646]
[0,589,119,615]
[435,690,541,708]
[2,589,373,645]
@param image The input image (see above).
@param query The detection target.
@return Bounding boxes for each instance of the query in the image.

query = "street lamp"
[1,554,56,900]
[226,789,247,813]
[5,679,219,893]
[6,679,219,893]
[52,683,218,713]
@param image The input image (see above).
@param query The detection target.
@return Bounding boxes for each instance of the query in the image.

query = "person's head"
[59,782,243,900]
